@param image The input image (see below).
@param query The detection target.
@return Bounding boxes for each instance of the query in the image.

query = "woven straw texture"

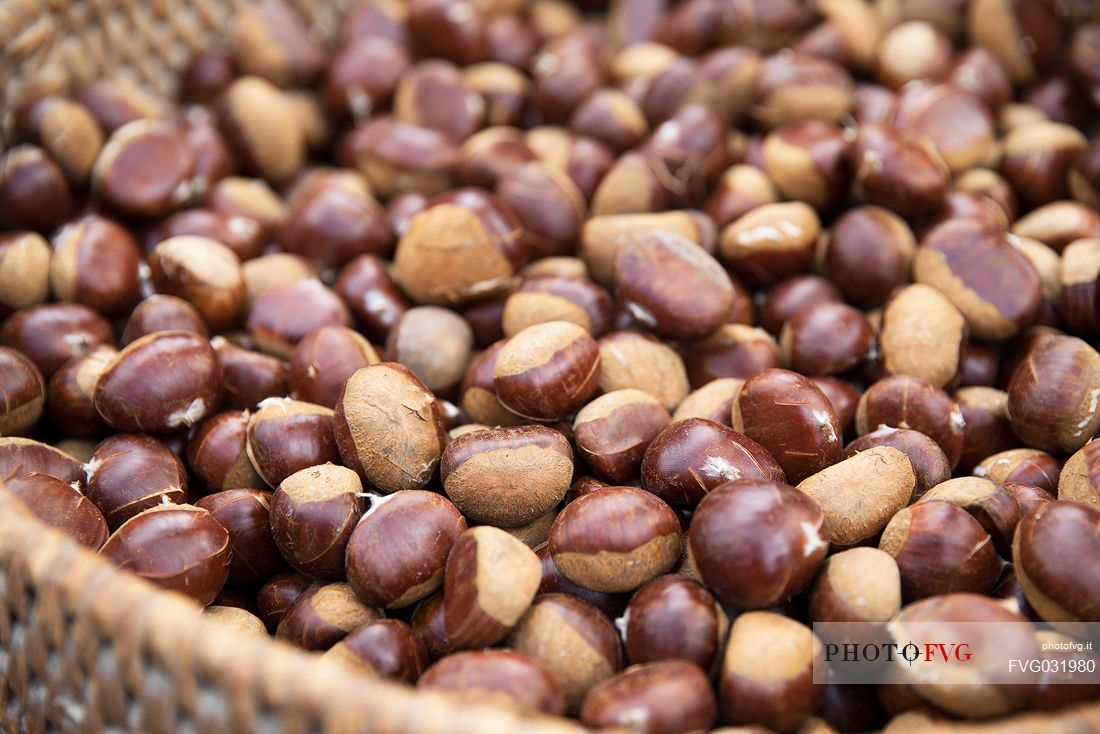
[1,0,1100,731]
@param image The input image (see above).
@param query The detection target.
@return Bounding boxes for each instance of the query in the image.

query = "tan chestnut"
[502,275,613,338]
[549,486,680,594]
[270,463,364,580]
[202,606,267,639]
[99,504,231,605]
[797,446,916,546]
[493,321,601,421]
[809,547,901,624]
[672,378,744,426]
[573,389,670,484]
[879,284,967,388]
[719,612,825,733]
[0,232,51,312]
[219,76,306,184]
[1059,441,1100,509]
[443,526,541,649]
[384,306,473,395]
[844,426,951,500]
[346,491,466,609]
[509,593,622,712]
[276,582,381,651]
[597,331,689,411]
[580,210,709,286]
[149,236,246,331]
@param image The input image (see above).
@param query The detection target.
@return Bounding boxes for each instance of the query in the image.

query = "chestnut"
[752,52,853,129]
[571,389,669,484]
[340,117,456,199]
[825,206,915,309]
[492,321,600,421]
[623,574,726,670]
[1,303,114,376]
[855,376,966,469]
[444,526,541,649]
[878,284,968,389]
[384,306,472,396]
[0,437,83,484]
[15,96,104,182]
[580,210,709,286]
[441,425,573,527]
[549,486,680,594]
[719,202,822,287]
[419,649,564,716]
[496,161,586,258]
[322,619,428,684]
[219,77,306,184]
[84,433,187,530]
[391,188,526,305]
[1001,121,1086,208]
[195,488,284,585]
[458,341,524,427]
[212,339,288,411]
[719,612,825,733]
[779,301,872,376]
[209,177,288,243]
[581,660,716,734]
[879,500,1003,601]
[705,164,778,227]
[613,230,734,340]
[1006,335,1100,454]
[0,146,72,233]
[257,571,312,631]
[918,477,1021,556]
[203,606,267,638]
[502,275,613,338]
[689,479,827,609]
[48,344,113,438]
[849,123,949,217]
[346,490,465,609]
[121,295,209,346]
[1014,501,1100,627]
[894,83,995,174]
[844,426,951,500]
[148,236,245,332]
[247,279,352,358]
[270,463,364,579]
[956,387,1019,473]
[288,326,379,408]
[92,120,197,218]
[0,232,51,313]
[93,331,221,434]
[334,363,447,493]
[99,504,231,605]
[641,418,785,507]
[597,331,690,411]
[276,581,380,651]
[798,446,916,546]
[509,593,622,711]
[809,547,901,625]
[874,21,952,88]
[732,368,842,484]
[0,346,46,436]
[974,448,1061,496]
[1059,441,1100,508]
[671,379,744,426]
[246,398,338,489]
[322,38,410,119]
[334,254,410,342]
[454,127,535,190]
[3,472,110,549]
[276,176,392,269]
[761,121,849,211]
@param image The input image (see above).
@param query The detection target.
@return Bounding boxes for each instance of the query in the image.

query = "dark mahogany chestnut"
[322,619,428,684]
[581,660,716,734]
[493,321,601,421]
[641,418,785,507]
[623,574,726,670]
[99,504,231,606]
[573,389,670,484]
[187,411,264,492]
[855,376,966,469]
[275,582,381,651]
[1014,501,1100,626]
[345,490,466,609]
[3,472,109,549]
[257,571,312,631]
[1,303,114,376]
[288,326,379,408]
[0,346,46,436]
[419,649,564,716]
[269,463,364,580]
[84,434,188,530]
[246,398,339,488]
[195,488,284,585]
[688,479,828,609]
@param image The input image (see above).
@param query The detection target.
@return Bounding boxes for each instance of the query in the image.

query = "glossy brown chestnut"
[257,570,312,631]
[231,0,324,87]
[345,490,466,609]
[731,368,843,484]
[572,389,669,484]
[419,649,564,716]
[277,177,392,269]
[334,363,448,493]
[849,123,949,217]
[623,574,725,670]
[824,206,915,309]
[1001,121,1087,208]
[918,477,1021,557]
[149,236,245,331]
[270,463,364,579]
[245,398,338,488]
[322,619,428,684]
[879,500,1002,601]
[84,432,188,529]
[195,488,284,585]
[0,346,46,436]
[322,38,410,119]
[689,479,827,609]
[855,376,966,469]
[549,486,680,594]
[956,387,1019,473]
[492,321,600,421]
[2,303,114,377]
[641,418,785,507]
[212,339,289,411]
[719,612,825,733]
[1013,501,1100,626]
[1059,441,1100,509]
[275,581,381,651]
[0,437,83,484]
[246,279,352,359]
[99,504,231,605]
[975,448,1061,496]
[3,472,110,548]
[340,116,457,199]
[0,146,72,233]
[1006,335,1100,455]
[581,660,716,734]
[121,295,208,347]
[441,425,572,527]
[779,301,872,376]
[718,202,822,287]
[288,326,379,408]
[705,164,778,228]
[92,119,196,218]
[334,254,411,342]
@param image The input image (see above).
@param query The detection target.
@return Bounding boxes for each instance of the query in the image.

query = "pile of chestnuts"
[3,0,1100,731]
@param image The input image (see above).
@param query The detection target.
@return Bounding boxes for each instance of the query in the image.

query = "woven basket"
[2,1,1100,732]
